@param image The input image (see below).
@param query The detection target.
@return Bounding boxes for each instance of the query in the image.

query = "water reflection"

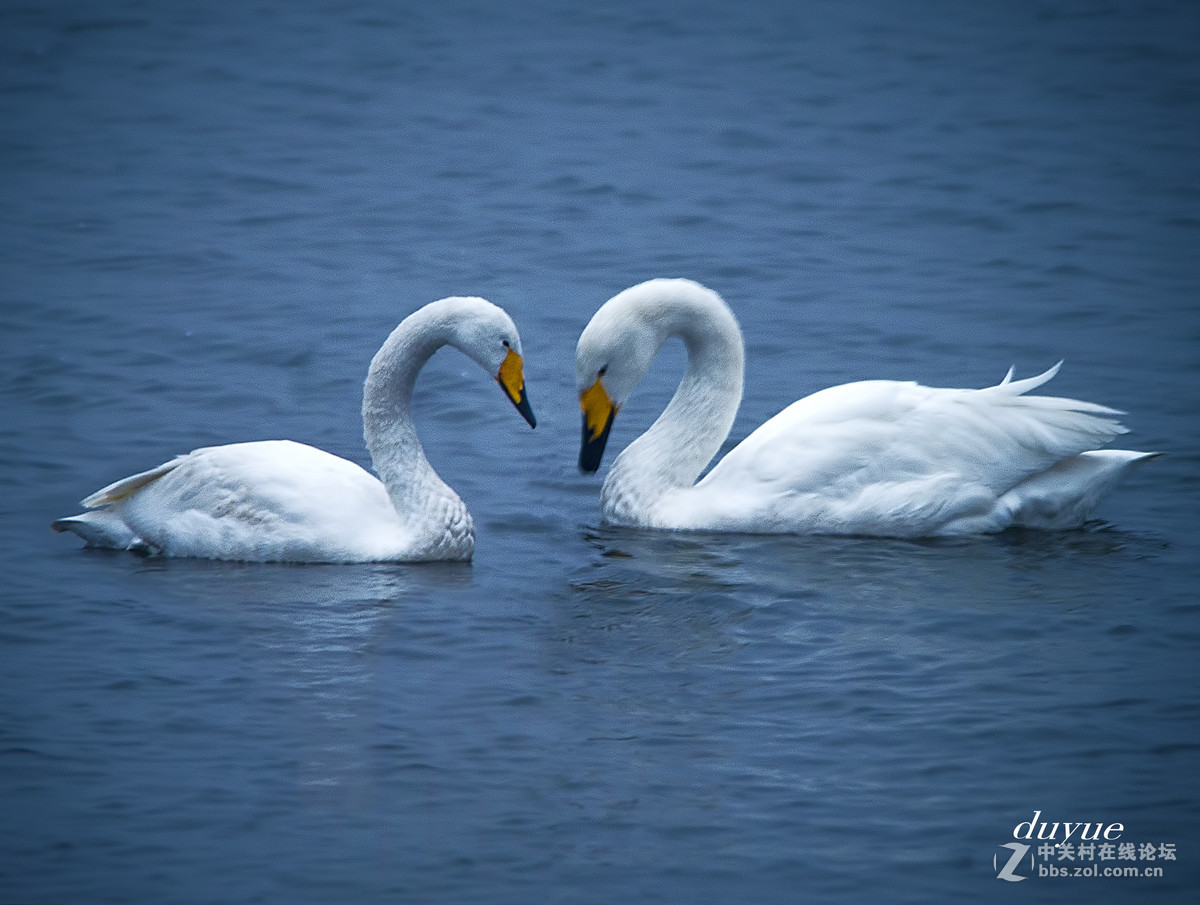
[115,560,479,809]
[570,520,1169,616]
[127,557,475,601]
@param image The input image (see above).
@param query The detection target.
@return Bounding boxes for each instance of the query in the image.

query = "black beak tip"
[515,394,537,429]
[578,411,614,474]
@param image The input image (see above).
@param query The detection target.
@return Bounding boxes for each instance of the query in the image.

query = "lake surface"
[2,1,1198,902]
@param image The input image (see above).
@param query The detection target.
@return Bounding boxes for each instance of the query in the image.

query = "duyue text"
[1013,811,1124,842]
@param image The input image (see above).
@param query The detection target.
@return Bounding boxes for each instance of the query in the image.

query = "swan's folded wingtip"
[81,458,183,508]
[988,360,1067,396]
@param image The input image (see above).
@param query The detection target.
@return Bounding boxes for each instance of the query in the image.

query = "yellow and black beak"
[579,377,617,473]
[497,347,536,428]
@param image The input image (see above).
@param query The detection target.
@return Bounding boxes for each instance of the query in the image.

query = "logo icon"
[995,842,1031,882]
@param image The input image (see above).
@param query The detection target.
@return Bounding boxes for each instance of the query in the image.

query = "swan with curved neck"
[54,297,536,562]
[576,278,1155,536]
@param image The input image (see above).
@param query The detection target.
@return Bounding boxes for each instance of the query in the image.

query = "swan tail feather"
[52,510,141,549]
[1003,449,1160,529]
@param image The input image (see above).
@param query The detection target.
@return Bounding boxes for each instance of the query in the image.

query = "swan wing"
[689,365,1131,534]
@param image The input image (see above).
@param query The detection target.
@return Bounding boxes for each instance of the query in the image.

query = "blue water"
[2,1,1198,902]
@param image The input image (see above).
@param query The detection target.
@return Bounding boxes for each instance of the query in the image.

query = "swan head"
[575,281,681,472]
[438,297,537,428]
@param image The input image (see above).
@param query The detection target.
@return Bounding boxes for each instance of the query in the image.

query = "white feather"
[576,279,1154,537]
[54,297,532,562]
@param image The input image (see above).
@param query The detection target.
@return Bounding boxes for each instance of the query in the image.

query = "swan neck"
[604,290,744,523]
[362,313,464,531]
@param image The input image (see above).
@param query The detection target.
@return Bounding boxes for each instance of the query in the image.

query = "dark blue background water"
[2,1,1198,902]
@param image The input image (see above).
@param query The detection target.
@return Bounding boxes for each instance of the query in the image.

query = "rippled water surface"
[3,1,1198,902]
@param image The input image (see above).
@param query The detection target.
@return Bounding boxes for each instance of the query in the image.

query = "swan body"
[54,297,536,562]
[576,278,1155,537]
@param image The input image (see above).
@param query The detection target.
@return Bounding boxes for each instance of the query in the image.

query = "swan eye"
[502,339,510,348]
[598,365,608,377]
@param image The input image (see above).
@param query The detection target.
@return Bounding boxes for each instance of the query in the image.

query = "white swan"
[576,278,1156,536]
[53,297,536,562]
